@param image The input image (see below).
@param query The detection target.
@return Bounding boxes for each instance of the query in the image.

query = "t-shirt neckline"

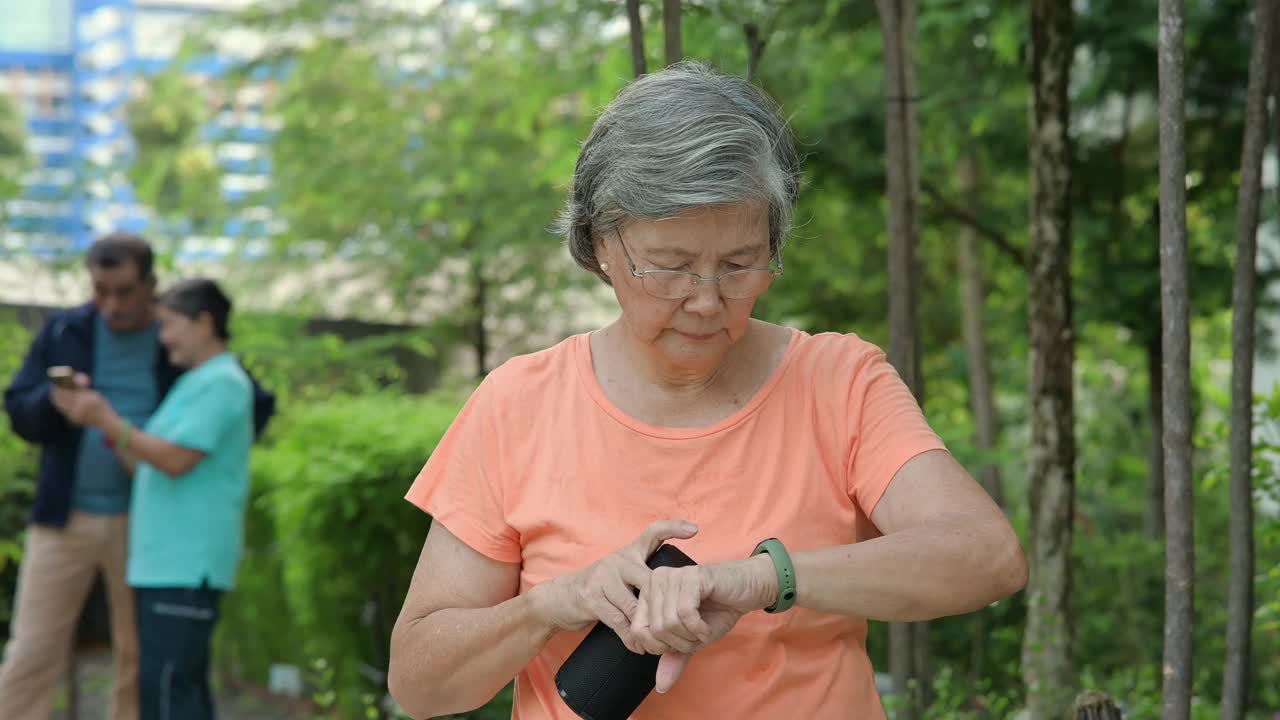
[572,327,802,440]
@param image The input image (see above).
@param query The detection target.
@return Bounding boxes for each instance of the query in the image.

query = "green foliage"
[267,40,417,249]
[883,665,1019,719]
[866,310,1280,715]
[0,314,35,637]
[228,312,435,406]
[0,93,28,209]
[126,56,227,231]
[208,1,608,370]
[216,391,464,718]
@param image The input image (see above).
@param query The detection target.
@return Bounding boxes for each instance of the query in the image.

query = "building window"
[0,0,73,53]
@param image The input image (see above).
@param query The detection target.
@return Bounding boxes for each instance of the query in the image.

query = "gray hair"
[555,61,801,281]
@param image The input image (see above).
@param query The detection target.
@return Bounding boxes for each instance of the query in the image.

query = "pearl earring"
[600,262,610,272]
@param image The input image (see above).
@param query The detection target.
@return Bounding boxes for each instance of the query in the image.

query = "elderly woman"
[389,62,1026,720]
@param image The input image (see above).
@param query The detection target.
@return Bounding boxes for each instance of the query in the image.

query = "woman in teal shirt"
[52,277,253,720]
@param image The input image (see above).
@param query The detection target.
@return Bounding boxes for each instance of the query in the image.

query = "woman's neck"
[590,320,790,429]
[188,342,227,368]
[612,323,749,397]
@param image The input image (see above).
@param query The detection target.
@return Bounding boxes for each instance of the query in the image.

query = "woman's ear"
[593,233,611,275]
[197,310,217,337]
[593,233,607,264]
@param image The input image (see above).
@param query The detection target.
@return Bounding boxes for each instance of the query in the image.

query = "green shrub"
[216,391,464,718]
[213,480,304,686]
[0,314,35,638]
[230,313,436,405]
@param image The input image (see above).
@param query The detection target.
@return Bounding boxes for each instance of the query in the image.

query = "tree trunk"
[877,0,922,405]
[899,5,928,699]
[877,0,925,714]
[1157,1,1194,718]
[911,621,931,710]
[958,153,1004,509]
[1222,2,1275,718]
[470,256,489,379]
[1022,2,1076,718]
[1073,691,1123,720]
[626,0,646,78]
[663,0,682,67]
[744,22,768,83]
[1145,333,1165,541]
[959,151,1000,687]
[904,1,924,406]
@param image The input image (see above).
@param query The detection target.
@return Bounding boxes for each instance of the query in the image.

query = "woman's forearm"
[389,588,556,718]
[97,412,203,478]
[115,447,138,476]
[790,513,1027,622]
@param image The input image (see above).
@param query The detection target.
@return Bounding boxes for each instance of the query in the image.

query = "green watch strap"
[752,538,797,614]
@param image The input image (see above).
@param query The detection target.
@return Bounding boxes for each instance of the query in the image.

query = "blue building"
[0,0,274,257]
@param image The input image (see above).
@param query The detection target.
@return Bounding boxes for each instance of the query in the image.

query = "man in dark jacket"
[0,233,275,720]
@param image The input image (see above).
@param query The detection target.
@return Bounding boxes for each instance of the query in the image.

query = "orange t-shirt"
[406,329,946,720]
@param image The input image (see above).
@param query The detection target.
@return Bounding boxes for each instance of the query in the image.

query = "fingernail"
[682,522,698,533]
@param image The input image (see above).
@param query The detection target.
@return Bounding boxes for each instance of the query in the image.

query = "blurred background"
[0,0,1278,718]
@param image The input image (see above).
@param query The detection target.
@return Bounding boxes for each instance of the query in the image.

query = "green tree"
[126,57,226,235]
[0,93,28,211]
[223,1,607,376]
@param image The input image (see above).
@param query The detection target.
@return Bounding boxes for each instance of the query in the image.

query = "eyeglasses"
[614,231,783,300]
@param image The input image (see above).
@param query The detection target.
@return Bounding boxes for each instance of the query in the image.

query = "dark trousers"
[135,583,223,720]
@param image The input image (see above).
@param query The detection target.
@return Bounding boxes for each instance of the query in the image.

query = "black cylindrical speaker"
[554,544,697,720]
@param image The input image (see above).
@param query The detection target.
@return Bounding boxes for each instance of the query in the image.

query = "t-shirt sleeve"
[155,372,249,454]
[846,347,947,516]
[405,378,521,564]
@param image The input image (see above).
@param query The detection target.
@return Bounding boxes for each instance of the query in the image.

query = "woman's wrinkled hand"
[528,519,699,655]
[632,554,778,693]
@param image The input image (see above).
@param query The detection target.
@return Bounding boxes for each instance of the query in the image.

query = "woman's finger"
[593,598,640,653]
[601,573,640,622]
[658,571,701,643]
[632,520,698,559]
[616,558,653,597]
[655,652,690,694]
[629,601,672,656]
[649,569,699,653]
[676,571,712,643]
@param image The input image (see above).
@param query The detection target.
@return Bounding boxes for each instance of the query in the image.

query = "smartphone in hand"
[47,366,79,390]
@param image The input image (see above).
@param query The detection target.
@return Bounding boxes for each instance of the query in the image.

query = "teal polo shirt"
[128,352,253,590]
[72,316,159,513]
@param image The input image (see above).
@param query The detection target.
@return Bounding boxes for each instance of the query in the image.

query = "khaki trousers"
[0,512,138,720]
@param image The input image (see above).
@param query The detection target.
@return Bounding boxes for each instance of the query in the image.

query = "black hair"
[159,278,233,341]
[86,232,155,280]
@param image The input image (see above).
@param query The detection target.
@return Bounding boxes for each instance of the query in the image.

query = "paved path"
[51,648,316,720]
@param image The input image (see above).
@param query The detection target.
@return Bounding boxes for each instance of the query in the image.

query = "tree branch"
[626,0,647,77]
[664,0,682,67]
[922,181,1025,265]
[744,22,767,82]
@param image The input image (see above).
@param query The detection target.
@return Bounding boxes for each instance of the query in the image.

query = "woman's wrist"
[719,554,780,612]
[523,578,569,639]
[98,408,124,436]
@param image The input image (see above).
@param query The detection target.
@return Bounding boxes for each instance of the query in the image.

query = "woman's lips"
[677,330,719,341]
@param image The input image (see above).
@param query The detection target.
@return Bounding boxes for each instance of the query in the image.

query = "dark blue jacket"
[3,303,276,528]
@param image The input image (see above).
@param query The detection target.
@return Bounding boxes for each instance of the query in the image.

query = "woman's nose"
[681,279,724,315]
